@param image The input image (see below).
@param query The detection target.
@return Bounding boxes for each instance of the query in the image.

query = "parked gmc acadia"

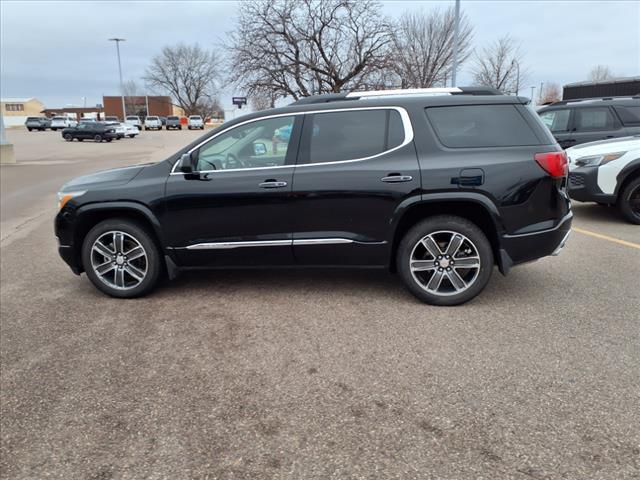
[55,87,572,305]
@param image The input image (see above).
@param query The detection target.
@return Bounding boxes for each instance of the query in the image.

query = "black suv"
[55,87,571,305]
[61,122,118,143]
[537,97,640,148]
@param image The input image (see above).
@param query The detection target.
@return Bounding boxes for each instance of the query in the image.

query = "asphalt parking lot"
[1,128,639,479]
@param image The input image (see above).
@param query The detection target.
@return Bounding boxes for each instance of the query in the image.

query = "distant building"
[562,76,640,100]
[103,95,184,120]
[1,97,45,127]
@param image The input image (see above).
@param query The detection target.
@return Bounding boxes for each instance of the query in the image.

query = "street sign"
[232,97,247,109]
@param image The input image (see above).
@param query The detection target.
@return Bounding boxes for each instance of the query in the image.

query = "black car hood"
[60,164,148,191]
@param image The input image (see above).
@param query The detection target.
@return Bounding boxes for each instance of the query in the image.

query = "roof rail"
[289,86,503,106]
[345,87,462,98]
[550,96,639,106]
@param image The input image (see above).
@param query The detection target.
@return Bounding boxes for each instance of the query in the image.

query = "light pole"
[108,38,126,120]
[451,0,461,87]
[530,86,536,105]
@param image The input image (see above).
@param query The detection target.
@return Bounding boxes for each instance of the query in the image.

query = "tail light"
[535,151,568,178]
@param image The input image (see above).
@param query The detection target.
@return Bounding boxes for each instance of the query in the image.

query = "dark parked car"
[166,115,182,130]
[538,97,640,148]
[25,117,50,131]
[159,116,167,126]
[61,122,118,143]
[55,87,571,304]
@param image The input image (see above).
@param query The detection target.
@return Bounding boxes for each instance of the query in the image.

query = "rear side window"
[574,107,617,131]
[539,109,571,132]
[614,105,640,126]
[305,109,405,164]
[426,105,540,148]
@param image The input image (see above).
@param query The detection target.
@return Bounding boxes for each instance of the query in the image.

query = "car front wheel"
[397,216,494,306]
[64,133,73,141]
[94,134,103,142]
[618,176,640,224]
[82,219,162,298]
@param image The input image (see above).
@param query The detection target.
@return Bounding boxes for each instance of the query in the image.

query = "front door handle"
[381,175,413,183]
[259,180,288,189]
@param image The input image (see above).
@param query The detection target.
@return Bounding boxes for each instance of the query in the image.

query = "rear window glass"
[146,116,159,120]
[426,105,540,148]
[168,116,179,120]
[614,105,640,126]
[305,109,405,164]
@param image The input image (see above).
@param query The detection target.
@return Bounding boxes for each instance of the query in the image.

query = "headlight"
[57,190,86,210]
[575,151,626,167]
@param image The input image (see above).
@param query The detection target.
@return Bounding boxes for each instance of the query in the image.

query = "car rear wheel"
[397,216,494,306]
[82,219,162,298]
[618,176,640,224]
[64,133,73,142]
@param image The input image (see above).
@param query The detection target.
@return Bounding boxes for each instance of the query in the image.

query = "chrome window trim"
[169,106,414,175]
[179,238,386,250]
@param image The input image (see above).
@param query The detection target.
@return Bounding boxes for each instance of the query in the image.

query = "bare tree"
[390,7,473,88]
[226,0,392,101]
[471,35,527,94]
[250,89,278,111]
[588,65,614,82]
[144,43,219,116]
[538,82,562,104]
[122,79,139,116]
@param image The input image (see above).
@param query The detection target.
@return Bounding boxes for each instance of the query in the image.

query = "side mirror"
[253,142,267,156]
[178,152,194,173]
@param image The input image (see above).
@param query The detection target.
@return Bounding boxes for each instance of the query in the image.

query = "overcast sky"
[1,0,638,110]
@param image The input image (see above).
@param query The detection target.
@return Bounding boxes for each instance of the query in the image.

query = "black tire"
[178,126,182,130]
[64,133,73,142]
[128,135,135,138]
[94,134,103,142]
[82,219,162,298]
[618,176,640,224]
[27,128,32,132]
[78,138,83,142]
[106,138,112,142]
[51,128,57,131]
[397,215,494,306]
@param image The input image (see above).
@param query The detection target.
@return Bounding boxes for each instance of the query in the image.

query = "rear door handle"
[258,180,288,189]
[381,175,413,183]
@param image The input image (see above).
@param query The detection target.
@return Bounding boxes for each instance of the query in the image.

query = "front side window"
[539,109,571,132]
[574,107,617,131]
[195,116,295,171]
[304,109,405,164]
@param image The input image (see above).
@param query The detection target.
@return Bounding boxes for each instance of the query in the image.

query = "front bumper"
[568,167,616,204]
[498,212,573,274]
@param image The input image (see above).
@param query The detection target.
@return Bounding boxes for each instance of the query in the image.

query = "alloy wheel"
[90,231,148,290]
[409,230,481,297]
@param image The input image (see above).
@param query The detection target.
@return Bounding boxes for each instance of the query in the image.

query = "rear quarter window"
[614,105,640,126]
[425,104,541,148]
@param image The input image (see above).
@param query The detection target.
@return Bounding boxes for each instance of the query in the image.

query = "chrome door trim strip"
[169,106,414,175]
[179,238,387,250]
[185,240,292,250]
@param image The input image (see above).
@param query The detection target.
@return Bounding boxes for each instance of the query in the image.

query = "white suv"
[567,135,640,224]
[50,117,77,130]
[144,116,162,130]
[187,115,204,130]
[125,116,142,128]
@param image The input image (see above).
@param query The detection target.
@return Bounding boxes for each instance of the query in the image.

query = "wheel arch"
[389,194,504,274]
[614,159,640,199]
[73,202,167,272]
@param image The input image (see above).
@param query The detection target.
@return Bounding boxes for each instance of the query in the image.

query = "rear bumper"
[498,212,573,274]
[568,167,616,204]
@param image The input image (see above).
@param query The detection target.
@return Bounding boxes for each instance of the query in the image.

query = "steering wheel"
[223,153,246,170]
